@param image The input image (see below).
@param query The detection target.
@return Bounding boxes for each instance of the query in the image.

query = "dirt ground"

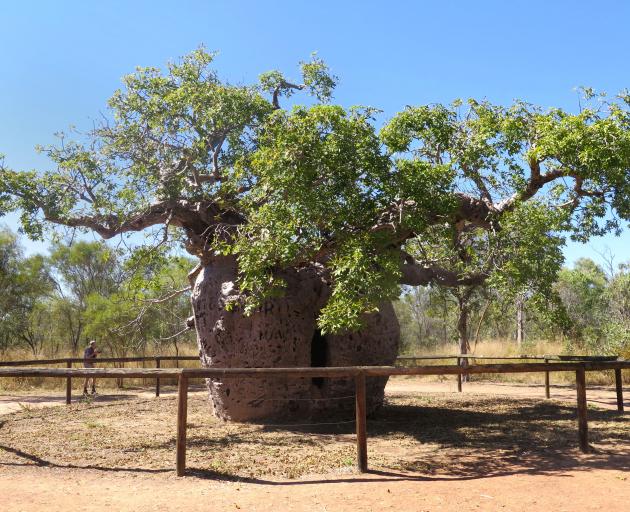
[1,377,628,511]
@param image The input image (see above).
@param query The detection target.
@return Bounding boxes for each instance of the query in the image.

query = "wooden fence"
[0,360,628,476]
[0,353,560,403]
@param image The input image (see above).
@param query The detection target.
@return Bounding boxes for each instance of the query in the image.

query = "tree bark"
[190,256,400,421]
[473,299,490,351]
[457,292,471,382]
[516,296,525,346]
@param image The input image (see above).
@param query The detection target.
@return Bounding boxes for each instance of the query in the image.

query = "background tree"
[604,264,630,358]
[82,253,195,359]
[0,226,195,358]
[48,241,123,354]
[555,258,609,346]
[0,230,54,355]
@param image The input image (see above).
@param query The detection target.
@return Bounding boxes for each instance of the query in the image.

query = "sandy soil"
[386,377,627,411]
[1,376,624,414]
[2,462,629,512]
[1,377,628,511]
[0,387,209,415]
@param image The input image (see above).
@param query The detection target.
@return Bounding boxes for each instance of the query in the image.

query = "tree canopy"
[2,49,630,333]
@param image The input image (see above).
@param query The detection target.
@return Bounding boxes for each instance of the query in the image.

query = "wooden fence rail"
[0,353,560,367]
[0,353,571,400]
[0,352,621,396]
[0,355,200,366]
[0,360,627,477]
[0,353,625,405]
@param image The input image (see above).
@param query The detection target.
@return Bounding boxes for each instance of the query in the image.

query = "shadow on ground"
[1,391,628,484]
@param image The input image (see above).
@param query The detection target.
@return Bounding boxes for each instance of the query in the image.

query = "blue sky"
[1,0,629,267]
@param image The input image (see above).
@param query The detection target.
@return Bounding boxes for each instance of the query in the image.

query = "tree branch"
[461,163,492,204]
[496,161,565,212]
[272,81,305,109]
[142,286,191,304]
[156,324,192,341]
[399,255,489,287]
[29,193,247,245]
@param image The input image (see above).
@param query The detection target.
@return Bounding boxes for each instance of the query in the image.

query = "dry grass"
[405,339,627,385]
[1,387,628,480]
[0,344,201,392]
[1,338,627,393]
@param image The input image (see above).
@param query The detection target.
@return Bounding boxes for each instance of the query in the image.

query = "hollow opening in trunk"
[310,329,328,388]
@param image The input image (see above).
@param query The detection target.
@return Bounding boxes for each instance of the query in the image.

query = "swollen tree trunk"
[190,256,400,421]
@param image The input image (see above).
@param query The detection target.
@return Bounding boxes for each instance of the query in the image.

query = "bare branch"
[272,81,305,109]
[461,163,492,204]
[212,134,226,176]
[156,325,193,341]
[143,286,191,304]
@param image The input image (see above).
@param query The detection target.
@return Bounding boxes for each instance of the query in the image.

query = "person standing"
[83,340,100,395]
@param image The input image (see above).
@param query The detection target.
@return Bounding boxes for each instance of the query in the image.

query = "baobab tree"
[2,50,629,419]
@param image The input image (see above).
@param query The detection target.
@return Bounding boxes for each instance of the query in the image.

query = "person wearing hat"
[83,340,100,395]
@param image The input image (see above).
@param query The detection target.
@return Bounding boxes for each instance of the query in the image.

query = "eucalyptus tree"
[2,50,630,419]
[48,241,124,354]
[82,254,196,359]
[0,229,54,354]
[555,258,608,345]
[605,263,630,357]
[0,230,24,352]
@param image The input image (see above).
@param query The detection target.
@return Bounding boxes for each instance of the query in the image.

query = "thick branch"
[272,81,305,109]
[496,162,565,212]
[461,163,492,204]
[451,192,496,228]
[44,202,181,239]
[40,199,245,245]
[400,258,489,287]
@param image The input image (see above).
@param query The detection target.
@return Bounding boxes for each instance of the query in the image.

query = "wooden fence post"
[156,357,161,397]
[457,357,462,392]
[544,358,550,399]
[615,368,624,413]
[66,361,72,404]
[355,372,368,472]
[576,366,589,452]
[176,373,189,476]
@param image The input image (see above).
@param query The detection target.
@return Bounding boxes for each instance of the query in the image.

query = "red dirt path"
[2,455,628,512]
[1,378,628,511]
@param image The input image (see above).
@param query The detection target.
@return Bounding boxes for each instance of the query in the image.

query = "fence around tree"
[0,353,605,401]
[0,359,628,476]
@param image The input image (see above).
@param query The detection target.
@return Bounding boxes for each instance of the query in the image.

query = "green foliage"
[0,229,55,353]
[79,249,194,355]
[381,96,630,239]
[487,201,567,297]
[0,227,194,356]
[230,105,453,331]
[1,51,630,336]
[259,53,337,103]
[49,241,123,305]
[299,53,338,103]
[555,258,609,347]
[321,237,401,332]
[395,256,630,355]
